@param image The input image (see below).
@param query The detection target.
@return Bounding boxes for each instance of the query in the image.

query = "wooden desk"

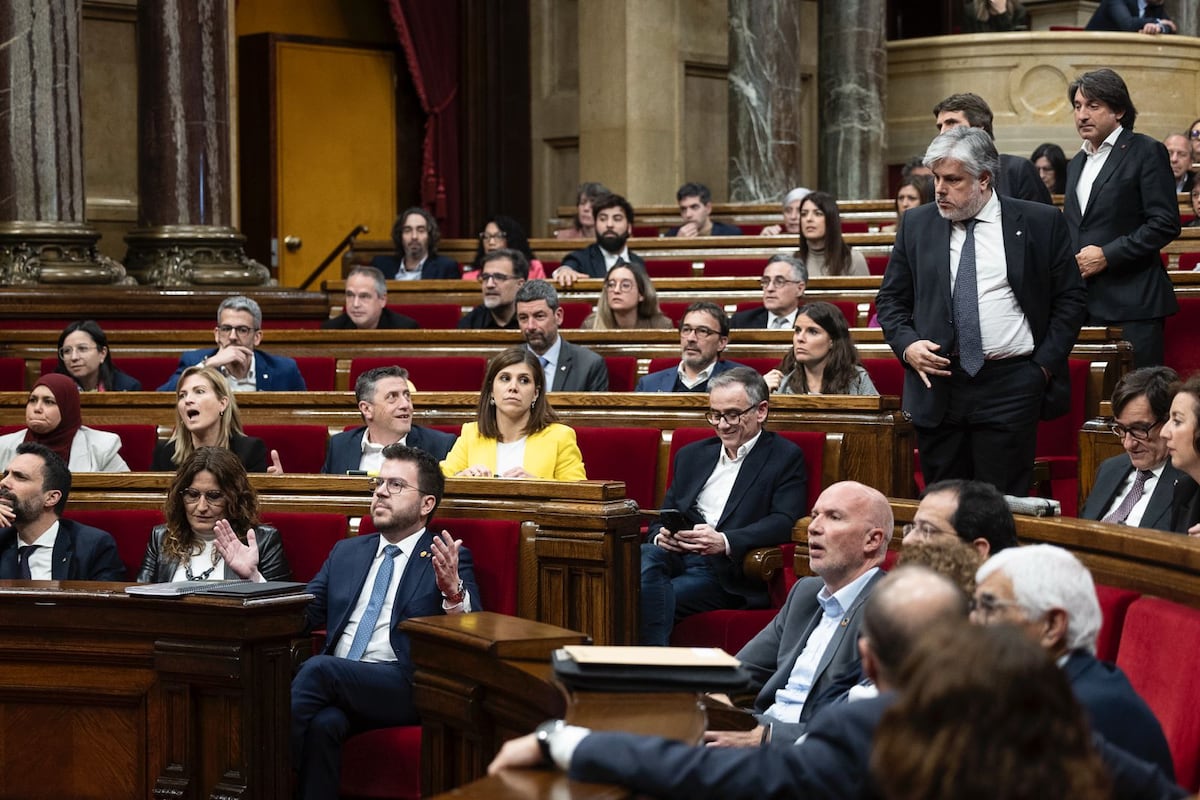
[0,582,310,800]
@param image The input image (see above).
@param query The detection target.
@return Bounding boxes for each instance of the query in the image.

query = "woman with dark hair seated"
[465,215,546,280]
[580,262,673,330]
[0,375,128,472]
[137,446,291,582]
[442,348,586,480]
[882,175,933,234]
[1031,143,1068,195]
[554,182,609,240]
[765,301,878,395]
[55,320,142,391]
[1163,374,1200,535]
[151,365,270,472]
[796,191,869,277]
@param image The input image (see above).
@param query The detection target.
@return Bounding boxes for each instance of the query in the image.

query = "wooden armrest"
[743,546,783,583]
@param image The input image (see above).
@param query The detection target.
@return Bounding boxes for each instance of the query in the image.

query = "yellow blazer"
[441,422,587,481]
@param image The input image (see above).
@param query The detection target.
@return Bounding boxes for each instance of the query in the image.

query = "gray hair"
[218,295,262,328]
[354,365,411,405]
[783,187,812,207]
[347,265,388,297]
[480,248,530,280]
[766,254,808,284]
[923,126,1001,184]
[710,365,769,406]
[514,279,560,310]
[976,544,1102,655]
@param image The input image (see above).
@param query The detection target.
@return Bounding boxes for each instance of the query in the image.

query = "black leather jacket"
[136,523,291,583]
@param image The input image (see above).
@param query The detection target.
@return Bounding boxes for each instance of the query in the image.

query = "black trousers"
[915,357,1045,496]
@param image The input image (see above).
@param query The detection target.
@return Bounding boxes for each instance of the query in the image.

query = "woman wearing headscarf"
[0,374,128,472]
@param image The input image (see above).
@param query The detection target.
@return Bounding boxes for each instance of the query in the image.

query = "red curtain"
[386,0,461,235]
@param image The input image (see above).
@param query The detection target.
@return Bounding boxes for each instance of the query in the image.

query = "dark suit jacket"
[650,430,807,606]
[1063,128,1180,323]
[545,339,608,391]
[135,523,291,583]
[1080,455,1185,531]
[320,308,418,330]
[105,368,142,391]
[667,221,744,236]
[0,519,126,580]
[1170,476,1200,534]
[321,425,458,474]
[999,153,1053,204]
[1179,172,1195,194]
[559,244,646,279]
[876,196,1087,425]
[158,348,307,392]
[1066,650,1175,778]
[736,571,885,742]
[305,530,480,672]
[457,304,517,330]
[1086,0,1171,31]
[635,359,744,393]
[371,254,461,280]
[730,306,795,329]
[151,433,269,473]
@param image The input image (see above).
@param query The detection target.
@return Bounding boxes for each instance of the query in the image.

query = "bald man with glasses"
[639,366,807,645]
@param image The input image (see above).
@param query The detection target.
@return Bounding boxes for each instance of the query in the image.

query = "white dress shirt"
[1104,461,1166,527]
[693,430,763,555]
[20,520,59,579]
[1075,125,1123,215]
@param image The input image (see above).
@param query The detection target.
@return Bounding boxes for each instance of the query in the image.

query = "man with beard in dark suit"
[553,193,646,288]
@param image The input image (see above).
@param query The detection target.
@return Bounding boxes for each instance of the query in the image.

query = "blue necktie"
[17,545,39,579]
[953,219,984,376]
[346,544,400,661]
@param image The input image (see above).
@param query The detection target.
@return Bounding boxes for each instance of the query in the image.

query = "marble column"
[124,0,268,286]
[727,1,813,201]
[818,2,887,200]
[0,1,126,285]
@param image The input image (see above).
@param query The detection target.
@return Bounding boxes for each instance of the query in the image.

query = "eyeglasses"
[969,594,1025,621]
[1190,130,1200,140]
[759,277,803,289]
[59,345,96,357]
[181,488,227,505]
[479,272,519,284]
[705,406,756,426]
[217,325,258,337]
[479,231,507,242]
[680,324,721,339]
[606,279,636,291]
[900,522,953,540]
[369,476,426,496]
[1110,421,1162,442]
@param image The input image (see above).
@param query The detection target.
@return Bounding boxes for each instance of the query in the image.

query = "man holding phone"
[640,367,807,645]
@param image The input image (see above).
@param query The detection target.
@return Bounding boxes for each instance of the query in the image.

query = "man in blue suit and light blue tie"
[321,366,457,474]
[291,444,479,798]
[635,302,744,392]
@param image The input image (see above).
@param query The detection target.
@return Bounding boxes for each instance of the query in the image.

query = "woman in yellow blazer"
[442,348,587,480]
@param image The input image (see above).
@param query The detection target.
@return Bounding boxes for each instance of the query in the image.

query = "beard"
[936,184,989,222]
[597,230,629,255]
[371,497,422,537]
[0,488,39,526]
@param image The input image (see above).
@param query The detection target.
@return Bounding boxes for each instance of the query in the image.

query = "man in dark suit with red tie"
[1063,68,1180,369]
[876,126,1087,496]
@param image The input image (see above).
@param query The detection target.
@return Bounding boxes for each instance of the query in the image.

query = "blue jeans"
[639,544,743,645]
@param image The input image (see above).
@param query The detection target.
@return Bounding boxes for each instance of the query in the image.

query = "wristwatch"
[442,579,465,605]
[535,719,566,766]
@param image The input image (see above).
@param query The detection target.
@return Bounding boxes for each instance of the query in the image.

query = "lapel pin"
[840,618,850,627]
[420,550,429,558]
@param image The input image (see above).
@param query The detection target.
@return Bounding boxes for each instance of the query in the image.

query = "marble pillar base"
[123,226,271,287]
[0,222,130,286]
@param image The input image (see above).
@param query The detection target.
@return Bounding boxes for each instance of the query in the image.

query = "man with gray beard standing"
[876,126,1086,496]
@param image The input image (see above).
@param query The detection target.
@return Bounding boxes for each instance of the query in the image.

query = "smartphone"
[659,509,692,532]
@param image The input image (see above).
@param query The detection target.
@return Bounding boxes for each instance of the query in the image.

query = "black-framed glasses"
[369,476,426,496]
[217,324,258,337]
[479,272,518,284]
[705,406,755,426]
[1110,421,1162,442]
[181,488,226,505]
[479,231,507,242]
[680,324,720,339]
[759,277,802,289]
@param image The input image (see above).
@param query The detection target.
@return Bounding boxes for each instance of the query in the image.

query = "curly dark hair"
[161,446,260,564]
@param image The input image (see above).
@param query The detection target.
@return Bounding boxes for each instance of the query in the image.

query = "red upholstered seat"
[735,357,782,376]
[61,508,163,581]
[1094,583,1140,663]
[260,511,348,583]
[702,258,770,278]
[603,356,638,392]
[657,303,691,326]
[841,221,869,233]
[349,356,487,392]
[113,357,185,389]
[1179,252,1200,271]
[866,254,889,276]
[641,259,695,278]
[861,357,905,398]
[242,424,329,474]
[1032,358,1091,516]
[1116,596,1200,790]
[0,357,26,390]
[387,303,461,329]
[339,517,523,799]
[574,426,661,511]
[294,357,336,391]
[1164,296,1200,377]
[92,424,159,472]
[559,301,592,329]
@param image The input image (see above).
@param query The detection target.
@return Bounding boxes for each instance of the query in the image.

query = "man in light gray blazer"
[515,280,609,392]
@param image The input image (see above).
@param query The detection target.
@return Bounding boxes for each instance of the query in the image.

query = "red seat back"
[114,357,183,389]
[702,258,770,278]
[243,424,329,474]
[0,357,24,390]
[574,426,661,510]
[657,302,691,326]
[387,303,461,329]
[91,424,159,472]
[349,356,487,392]
[641,259,695,278]
[1165,296,1200,377]
[261,511,348,582]
[1095,583,1140,663]
[293,357,336,390]
[559,301,592,329]
[1116,596,1200,790]
[61,508,163,581]
[862,357,905,398]
[604,356,638,392]
[866,254,889,276]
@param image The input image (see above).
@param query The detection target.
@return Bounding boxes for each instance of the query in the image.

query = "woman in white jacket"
[0,374,128,472]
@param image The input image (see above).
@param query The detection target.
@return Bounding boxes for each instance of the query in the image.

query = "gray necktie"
[953,219,984,376]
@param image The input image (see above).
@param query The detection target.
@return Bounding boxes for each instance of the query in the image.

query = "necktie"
[1103,470,1153,524]
[538,356,550,369]
[613,257,627,269]
[17,545,39,579]
[770,316,789,330]
[953,219,984,376]
[345,544,400,661]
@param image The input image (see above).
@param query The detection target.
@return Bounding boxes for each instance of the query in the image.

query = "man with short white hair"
[973,544,1173,776]
[730,255,808,329]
